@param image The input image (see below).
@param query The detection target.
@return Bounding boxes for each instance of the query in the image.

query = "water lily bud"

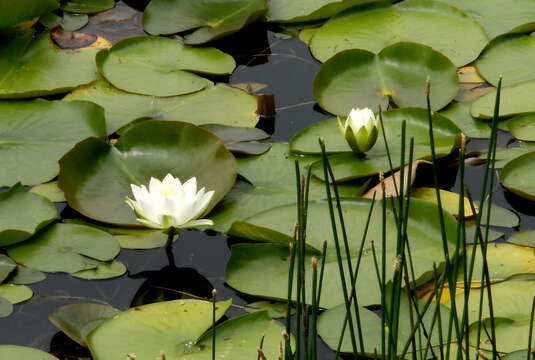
[337,107,379,154]
[125,173,215,230]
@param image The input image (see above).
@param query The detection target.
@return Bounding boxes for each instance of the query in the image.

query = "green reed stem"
[211,289,217,360]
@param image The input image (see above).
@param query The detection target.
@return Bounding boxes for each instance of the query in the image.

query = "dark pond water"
[1,2,534,359]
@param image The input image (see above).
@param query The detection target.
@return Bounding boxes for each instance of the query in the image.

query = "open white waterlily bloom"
[337,107,379,154]
[125,174,215,229]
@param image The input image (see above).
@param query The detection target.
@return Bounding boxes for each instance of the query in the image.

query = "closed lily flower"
[338,107,379,154]
[125,174,214,230]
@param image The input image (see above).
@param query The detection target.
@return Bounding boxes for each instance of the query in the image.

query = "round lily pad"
[143,0,267,44]
[0,284,33,304]
[265,0,380,22]
[0,297,12,318]
[314,42,458,115]
[0,184,58,247]
[58,120,237,226]
[7,223,120,274]
[506,113,535,141]
[476,34,535,87]
[65,80,259,134]
[309,0,488,66]
[500,151,535,200]
[471,81,535,119]
[0,346,58,360]
[0,99,106,186]
[72,260,127,280]
[0,28,107,99]
[0,0,58,28]
[97,36,236,97]
[61,0,115,13]
[30,182,66,202]
[61,12,89,31]
[508,231,535,247]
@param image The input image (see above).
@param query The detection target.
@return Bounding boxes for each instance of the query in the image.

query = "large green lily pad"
[309,0,488,66]
[506,113,535,141]
[65,80,259,134]
[0,0,58,28]
[289,108,460,181]
[471,81,535,119]
[61,0,115,13]
[500,151,535,200]
[476,34,535,87]
[0,346,58,360]
[97,36,236,97]
[0,28,107,99]
[265,0,381,22]
[314,43,458,115]
[227,198,458,308]
[439,101,491,139]
[0,184,57,247]
[143,0,267,44]
[208,143,367,232]
[7,223,120,274]
[59,120,237,226]
[439,0,535,39]
[0,99,106,186]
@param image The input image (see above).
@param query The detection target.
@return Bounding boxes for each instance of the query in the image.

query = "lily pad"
[265,0,381,23]
[439,0,535,39]
[471,80,535,119]
[208,143,368,232]
[0,255,16,284]
[313,43,458,115]
[500,151,535,200]
[0,184,58,247]
[72,260,127,280]
[309,0,488,66]
[61,12,89,31]
[6,266,46,285]
[96,36,236,97]
[65,80,259,134]
[61,0,115,13]
[7,223,120,274]
[506,113,535,141]
[0,297,12,318]
[201,124,271,155]
[0,0,58,28]
[508,231,535,248]
[227,198,458,308]
[143,0,267,44]
[0,346,58,360]
[0,99,107,186]
[49,303,120,346]
[476,34,535,87]
[0,28,108,99]
[87,299,232,359]
[244,300,292,318]
[439,101,491,139]
[59,120,237,226]
[0,284,33,304]
[30,182,66,202]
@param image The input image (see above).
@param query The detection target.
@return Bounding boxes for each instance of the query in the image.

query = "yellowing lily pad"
[0,346,58,360]
[97,36,236,97]
[0,284,33,304]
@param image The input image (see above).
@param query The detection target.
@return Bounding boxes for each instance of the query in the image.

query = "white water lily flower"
[337,107,379,154]
[125,174,215,229]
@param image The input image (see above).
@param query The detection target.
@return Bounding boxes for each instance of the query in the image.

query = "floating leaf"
[0,0,58,28]
[439,101,491,139]
[227,198,458,308]
[0,297,12,318]
[313,43,458,115]
[8,223,120,274]
[0,284,33,304]
[61,12,89,31]
[72,260,127,280]
[506,113,535,141]
[0,345,58,359]
[471,81,535,119]
[6,266,46,285]
[87,299,232,359]
[0,99,106,186]
[439,0,535,39]
[49,303,120,346]
[244,300,293,318]
[500,151,535,200]
[61,0,115,13]
[265,0,381,23]
[201,124,271,155]
[309,0,488,66]
[0,255,16,284]
[65,80,259,134]
[508,231,535,247]
[59,120,237,226]
[476,34,535,87]
[30,182,66,202]
[96,36,236,96]
[0,184,57,247]
[143,0,267,44]
[0,28,108,99]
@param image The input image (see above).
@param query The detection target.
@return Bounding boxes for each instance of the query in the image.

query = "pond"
[1,1,535,359]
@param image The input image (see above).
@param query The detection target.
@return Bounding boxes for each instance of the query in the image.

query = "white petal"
[182,177,198,198]
[190,189,214,220]
[149,177,163,195]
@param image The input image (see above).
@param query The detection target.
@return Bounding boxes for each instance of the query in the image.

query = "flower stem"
[165,227,177,267]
